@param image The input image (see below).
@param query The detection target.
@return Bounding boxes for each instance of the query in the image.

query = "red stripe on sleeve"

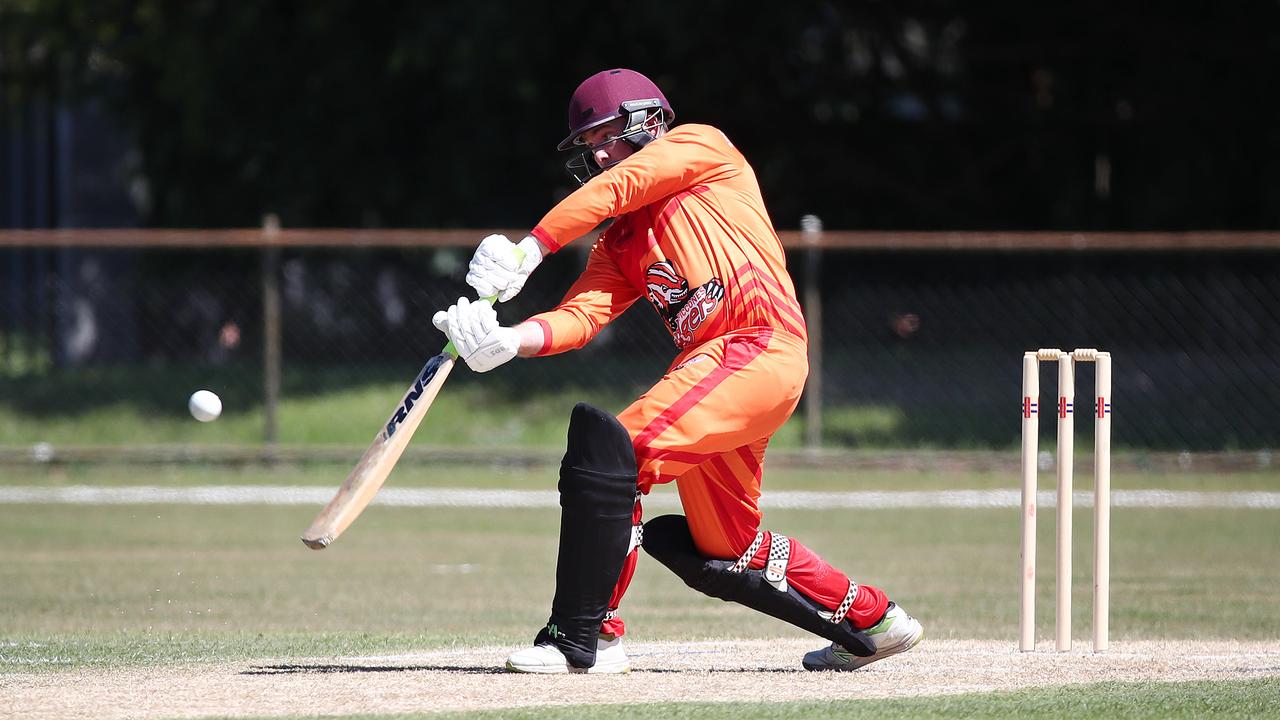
[530,318,554,356]
[530,225,562,253]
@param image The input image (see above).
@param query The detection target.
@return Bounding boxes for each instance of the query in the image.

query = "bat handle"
[443,246,526,359]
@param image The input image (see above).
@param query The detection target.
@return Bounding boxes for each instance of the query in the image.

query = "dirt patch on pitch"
[5,639,1279,719]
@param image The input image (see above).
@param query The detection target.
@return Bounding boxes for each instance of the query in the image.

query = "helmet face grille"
[558,69,674,151]
[562,108,668,185]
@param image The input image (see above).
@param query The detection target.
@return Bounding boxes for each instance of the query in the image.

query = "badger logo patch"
[644,260,724,348]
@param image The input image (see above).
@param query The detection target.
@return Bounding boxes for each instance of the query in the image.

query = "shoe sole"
[802,623,925,672]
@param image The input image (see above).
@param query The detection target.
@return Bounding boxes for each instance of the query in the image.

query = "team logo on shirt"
[644,260,724,348]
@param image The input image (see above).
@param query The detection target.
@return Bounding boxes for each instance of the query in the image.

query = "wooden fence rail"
[2,228,1279,250]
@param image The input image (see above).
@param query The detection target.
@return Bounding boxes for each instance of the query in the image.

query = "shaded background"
[6,1,1280,230]
[2,1,1280,452]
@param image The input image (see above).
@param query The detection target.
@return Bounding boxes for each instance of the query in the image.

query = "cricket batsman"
[432,68,923,673]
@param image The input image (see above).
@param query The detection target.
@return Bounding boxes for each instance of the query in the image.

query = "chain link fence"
[2,230,1279,454]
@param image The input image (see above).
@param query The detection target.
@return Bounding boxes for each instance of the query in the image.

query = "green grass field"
[2,460,1278,718]
[0,361,1102,450]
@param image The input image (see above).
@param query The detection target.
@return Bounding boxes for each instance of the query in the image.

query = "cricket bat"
[300,276,522,549]
[300,347,457,549]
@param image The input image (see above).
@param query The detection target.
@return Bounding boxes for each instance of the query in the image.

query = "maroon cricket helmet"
[557,68,675,151]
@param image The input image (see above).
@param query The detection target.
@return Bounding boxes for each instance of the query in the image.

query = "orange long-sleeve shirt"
[526,124,806,364]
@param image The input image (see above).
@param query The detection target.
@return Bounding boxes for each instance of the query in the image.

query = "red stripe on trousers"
[707,454,759,552]
[636,446,717,465]
[634,333,770,450]
[736,445,761,480]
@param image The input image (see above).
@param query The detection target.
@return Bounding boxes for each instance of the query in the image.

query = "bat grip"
[443,246,526,359]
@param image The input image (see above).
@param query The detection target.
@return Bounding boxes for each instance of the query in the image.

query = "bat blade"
[301,352,455,549]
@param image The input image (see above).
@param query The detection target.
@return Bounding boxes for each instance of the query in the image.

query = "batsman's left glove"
[465,234,544,303]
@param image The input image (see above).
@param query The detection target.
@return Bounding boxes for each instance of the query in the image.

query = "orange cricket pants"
[599,328,888,637]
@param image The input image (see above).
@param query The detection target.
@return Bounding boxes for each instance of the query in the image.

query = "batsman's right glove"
[432,297,521,373]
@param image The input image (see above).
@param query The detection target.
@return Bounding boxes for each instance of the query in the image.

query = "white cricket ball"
[188,390,223,422]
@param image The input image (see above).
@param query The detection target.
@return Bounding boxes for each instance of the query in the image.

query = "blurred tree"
[2,0,1277,230]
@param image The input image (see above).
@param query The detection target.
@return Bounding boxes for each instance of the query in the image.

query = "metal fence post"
[261,214,281,451]
[801,214,823,451]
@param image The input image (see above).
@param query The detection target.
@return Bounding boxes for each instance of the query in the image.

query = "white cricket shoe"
[505,634,630,674]
[802,602,923,671]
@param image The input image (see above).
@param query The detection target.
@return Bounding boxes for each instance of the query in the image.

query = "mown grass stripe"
[0,486,1277,509]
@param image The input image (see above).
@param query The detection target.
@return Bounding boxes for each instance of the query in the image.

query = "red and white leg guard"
[735,530,889,630]
[641,515,882,656]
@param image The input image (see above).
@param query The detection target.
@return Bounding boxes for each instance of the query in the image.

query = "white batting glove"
[431,297,521,373]
[465,234,544,302]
